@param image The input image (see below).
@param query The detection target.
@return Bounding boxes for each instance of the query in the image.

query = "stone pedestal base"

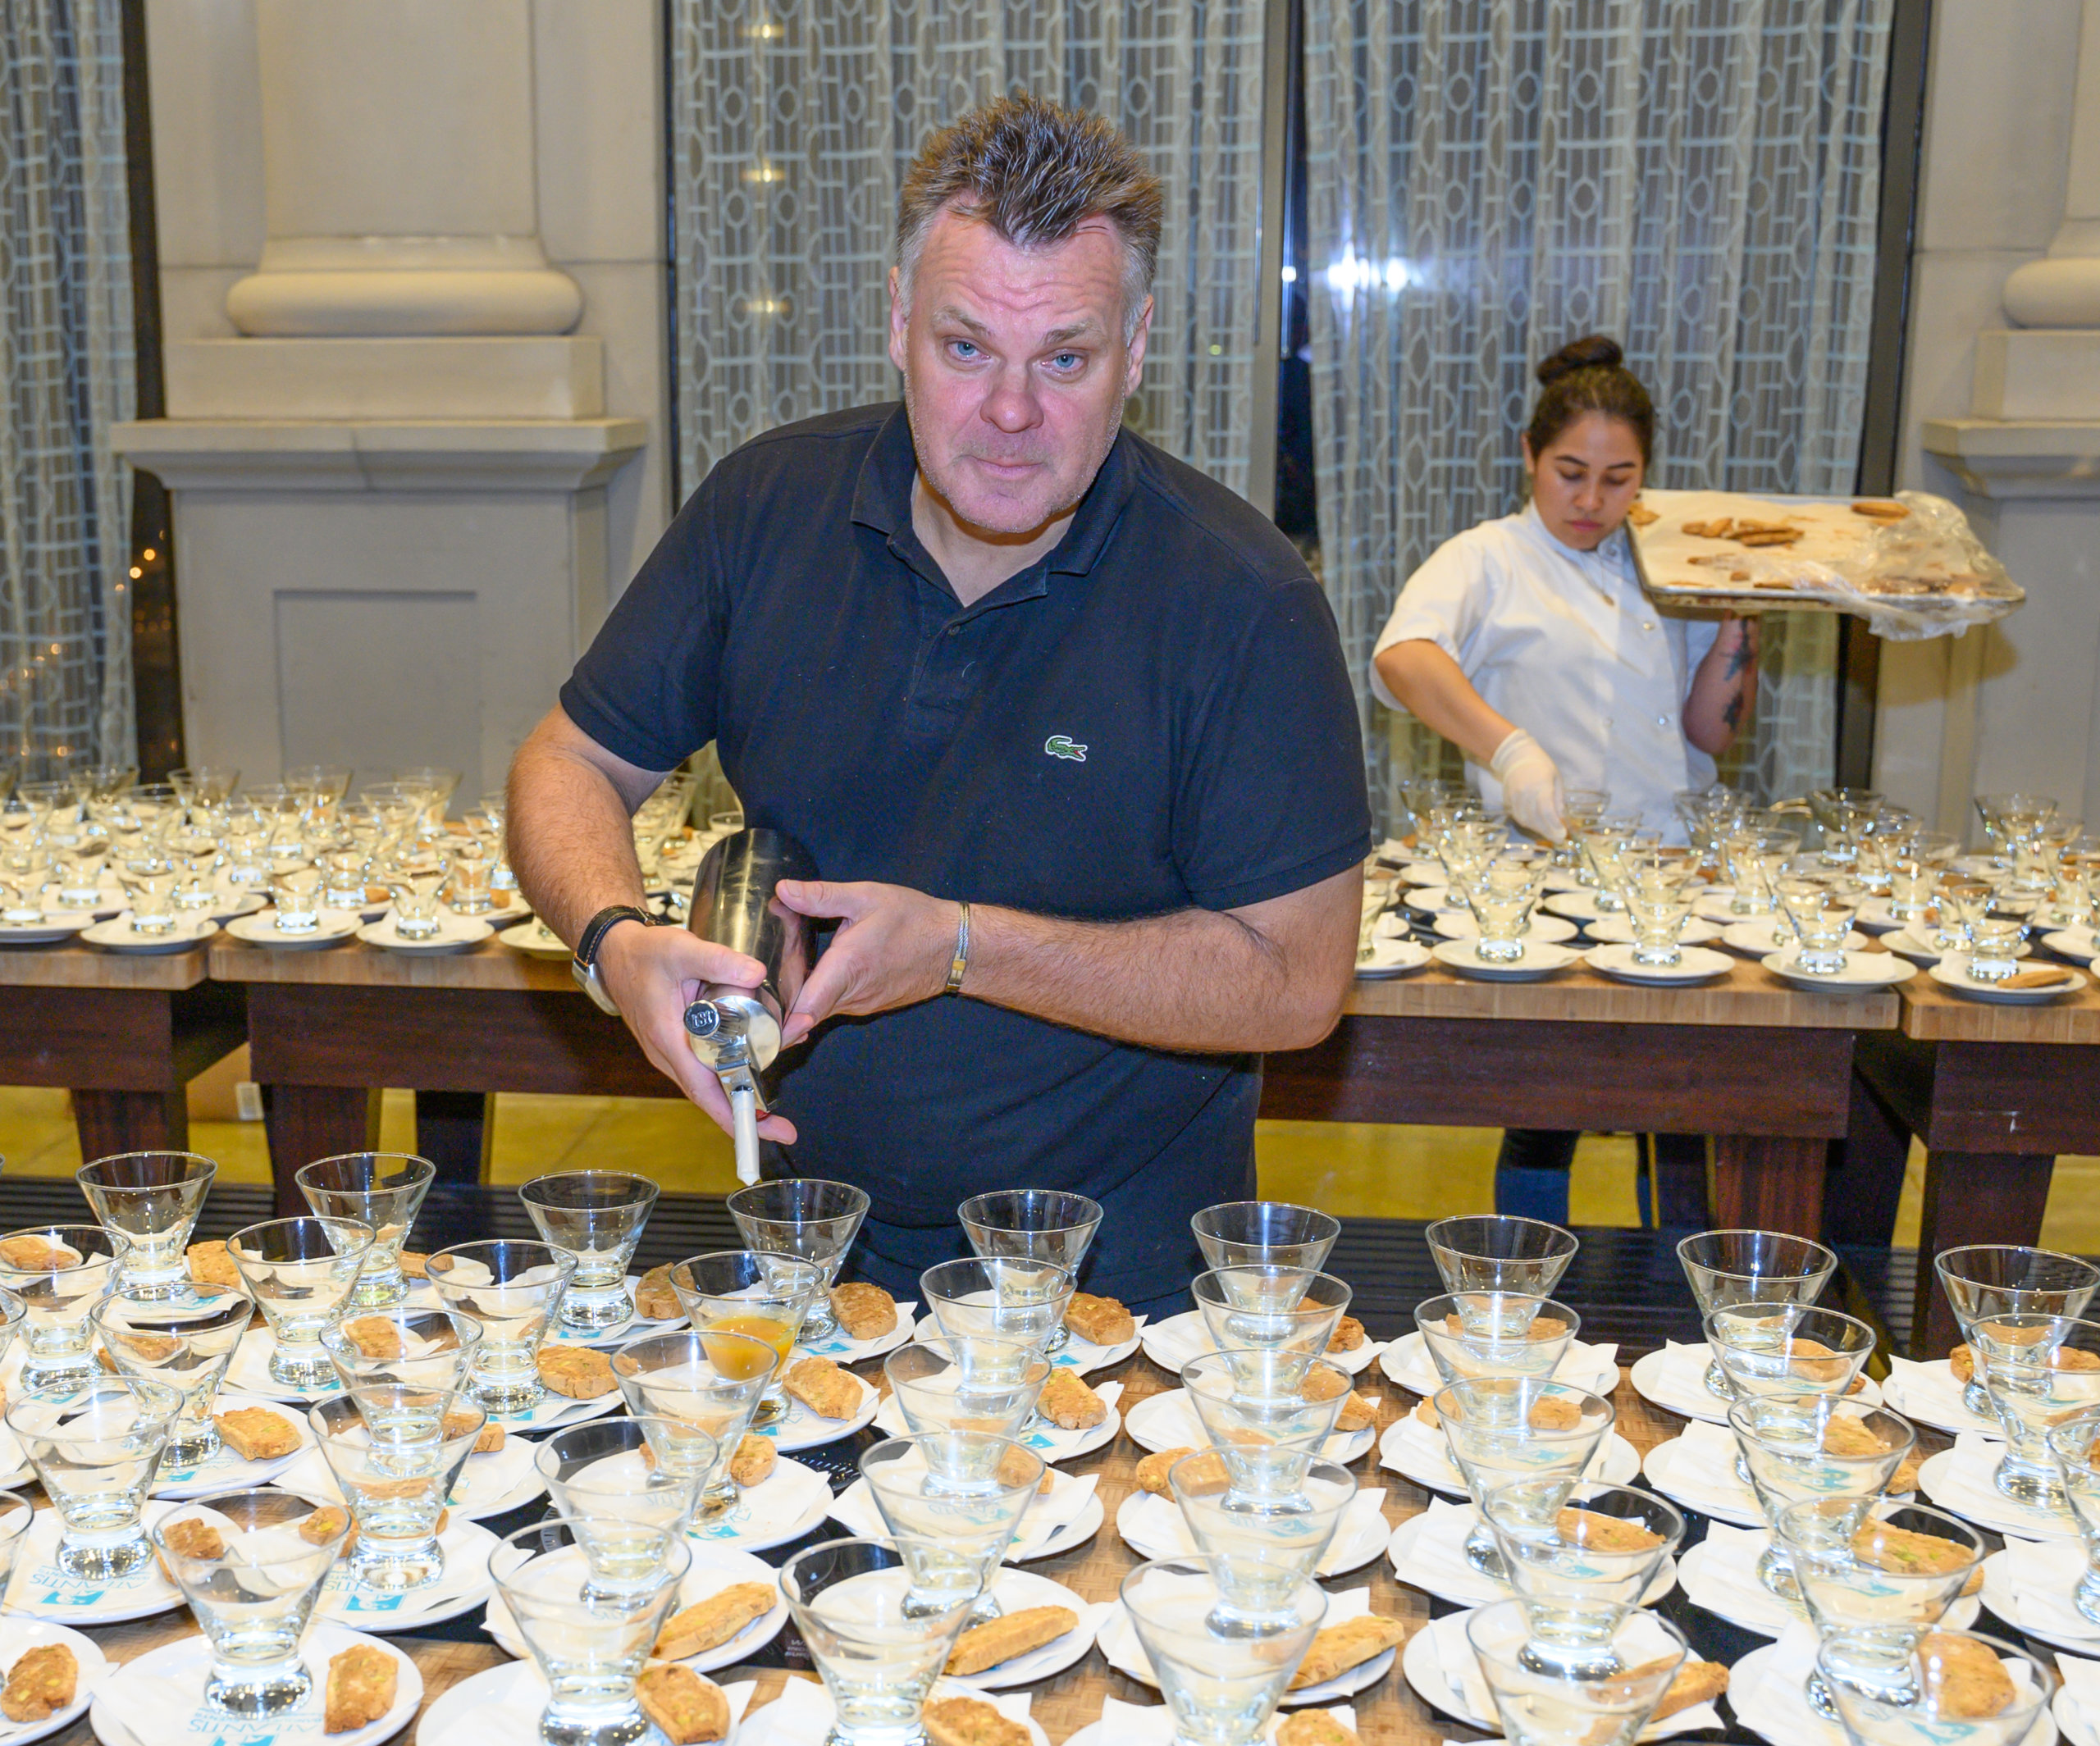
[1974,330,2100,418]
[168,338,605,421]
[111,417,645,797]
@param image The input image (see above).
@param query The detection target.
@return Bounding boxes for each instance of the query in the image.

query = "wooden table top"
[0,941,209,992]
[32,1327,1746,1746]
[1897,971,2100,1044]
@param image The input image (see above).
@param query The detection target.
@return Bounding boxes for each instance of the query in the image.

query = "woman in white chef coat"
[1371,335,1760,1224]
[1372,335,1758,843]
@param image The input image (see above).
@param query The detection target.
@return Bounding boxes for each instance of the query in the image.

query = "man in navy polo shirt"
[509,95,1372,1315]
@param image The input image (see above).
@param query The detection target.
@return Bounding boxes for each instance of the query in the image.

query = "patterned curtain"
[669,0,1267,502]
[0,0,135,773]
[1304,0,1892,830]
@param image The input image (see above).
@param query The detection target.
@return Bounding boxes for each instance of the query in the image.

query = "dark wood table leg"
[71,1088,189,1159]
[1710,1135,1827,1237]
[414,1091,493,1186]
[1913,1149,2057,1359]
[263,1087,381,1215]
[1821,1068,1914,1247]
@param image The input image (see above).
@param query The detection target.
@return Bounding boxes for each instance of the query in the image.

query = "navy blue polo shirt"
[561,403,1371,1314]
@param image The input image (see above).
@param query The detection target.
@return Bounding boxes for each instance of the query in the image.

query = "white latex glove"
[1490,727,1566,844]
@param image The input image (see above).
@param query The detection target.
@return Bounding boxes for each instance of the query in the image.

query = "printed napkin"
[1093,1694,1357,1744]
[1391,1498,1503,1603]
[1657,1341,1728,1409]
[1681,1520,1796,1636]
[1105,1584,1372,1689]
[1058,1314,1148,1365]
[1381,1410,1463,1485]
[1010,1470,1099,1557]
[740,1678,1032,1746]
[1729,1621,1847,1746]
[1885,1354,2000,1435]
[1942,1432,2080,1539]
[1122,1486,1384,1577]
[1647,1419,1760,1518]
[2006,1536,2100,1643]
[2055,1652,2100,1734]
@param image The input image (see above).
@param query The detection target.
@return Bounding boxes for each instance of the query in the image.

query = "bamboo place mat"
[24,1321,1959,1746]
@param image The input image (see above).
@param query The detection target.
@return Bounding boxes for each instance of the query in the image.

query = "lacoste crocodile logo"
[1043,736,1088,763]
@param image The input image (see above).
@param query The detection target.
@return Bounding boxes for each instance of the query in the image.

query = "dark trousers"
[1496,1129,1710,1229]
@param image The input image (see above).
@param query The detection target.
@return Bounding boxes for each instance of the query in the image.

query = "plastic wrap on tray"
[1628,489,2022,640]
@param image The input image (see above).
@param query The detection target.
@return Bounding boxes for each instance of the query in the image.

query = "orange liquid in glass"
[705,1315,793,1377]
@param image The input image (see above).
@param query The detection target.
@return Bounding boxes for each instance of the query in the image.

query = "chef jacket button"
[1642,621,1655,631]
[1656,714,1668,727]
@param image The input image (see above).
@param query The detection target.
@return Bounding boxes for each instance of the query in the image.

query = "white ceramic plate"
[795,1299,918,1365]
[1541,891,1612,922]
[1430,937,1578,981]
[1929,956,2089,1003]
[1760,949,1916,989]
[748,1372,880,1451]
[1384,1507,1675,1609]
[684,1456,836,1553]
[1582,914,1723,946]
[314,1520,498,1631]
[1355,936,1431,978]
[1979,1549,2100,1657]
[1121,1388,1373,1466]
[90,1625,418,1746]
[1378,1331,1619,1401]
[1116,1488,1389,1578]
[1638,1435,1766,1528]
[1722,919,1869,956]
[3,1504,185,1624]
[1433,912,1580,945]
[1627,1347,1735,1424]
[1583,943,1734,986]
[80,916,217,955]
[829,1474,1105,1564]
[150,1393,308,1496]
[1883,928,2034,966]
[497,919,572,959]
[0,913,94,946]
[939,1570,1102,1689]
[0,1620,107,1745]
[1139,1310,1382,1378]
[1376,1417,1641,1497]
[356,913,493,954]
[1098,1602,1395,1707]
[224,908,363,950]
[2043,928,2098,965]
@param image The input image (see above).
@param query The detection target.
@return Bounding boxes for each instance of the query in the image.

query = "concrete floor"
[11,1077,2098,1253]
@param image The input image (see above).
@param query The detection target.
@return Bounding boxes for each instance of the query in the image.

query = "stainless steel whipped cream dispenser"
[681,828,817,1183]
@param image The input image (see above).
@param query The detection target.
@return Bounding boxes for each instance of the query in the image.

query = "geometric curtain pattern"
[0,0,135,771]
[1303,0,1892,828]
[669,0,1267,502]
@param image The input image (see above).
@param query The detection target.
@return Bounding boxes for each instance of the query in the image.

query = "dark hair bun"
[1536,335,1624,386]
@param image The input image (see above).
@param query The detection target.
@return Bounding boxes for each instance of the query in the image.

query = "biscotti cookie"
[923,1695,1030,1746]
[1327,1315,1367,1353]
[0,1645,75,1724]
[538,1346,618,1399]
[637,1666,729,1745]
[1064,1292,1134,1347]
[655,1583,776,1659]
[945,1606,1077,1675]
[782,1356,861,1420]
[325,1644,396,1733]
[829,1282,897,1340]
[1286,1616,1406,1689]
[729,1432,776,1488]
[1037,1369,1106,1429]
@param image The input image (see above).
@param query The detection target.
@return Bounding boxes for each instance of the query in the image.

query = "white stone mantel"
[1920,417,2100,496]
[112,417,645,494]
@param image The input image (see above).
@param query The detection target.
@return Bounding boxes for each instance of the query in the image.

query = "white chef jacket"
[1370,503,1720,837]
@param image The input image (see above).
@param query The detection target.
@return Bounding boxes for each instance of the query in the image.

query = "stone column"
[112,0,651,796]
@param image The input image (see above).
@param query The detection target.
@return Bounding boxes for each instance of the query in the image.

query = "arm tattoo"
[1723,695,1744,729]
[1725,641,1754,679]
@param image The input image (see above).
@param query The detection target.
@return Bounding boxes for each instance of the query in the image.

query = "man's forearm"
[963,885,1356,1055]
[507,715,660,945]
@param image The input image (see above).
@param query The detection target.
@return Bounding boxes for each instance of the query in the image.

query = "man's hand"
[596,922,800,1142]
[774,879,956,1047]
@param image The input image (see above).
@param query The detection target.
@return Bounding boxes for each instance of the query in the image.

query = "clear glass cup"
[2049,1411,2100,1622]
[1777,877,1859,974]
[93,1283,253,1467]
[382,843,452,940]
[1730,1395,1917,1600]
[9,1376,181,1576]
[169,764,240,807]
[1416,1292,1579,1386]
[535,1416,705,1537]
[1468,1598,1688,1744]
[860,1431,1044,1620]
[309,1388,486,1593]
[1933,1244,2100,1420]
[320,847,370,910]
[1931,876,1995,954]
[883,1336,1050,1441]
[0,1224,126,1390]
[319,1306,483,1394]
[76,1150,218,1300]
[1481,1479,1684,1673]
[228,1215,375,1391]
[1189,1202,1340,1274]
[671,1250,823,1427]
[1119,1554,1326,1746]
[1967,1312,2100,1507]
[166,834,221,912]
[1434,1378,1614,1578]
[1180,1350,1352,1459]
[0,876,43,923]
[296,1152,436,1309]
[1624,878,1695,967]
[153,1488,349,1716]
[446,837,495,914]
[0,1493,35,1598]
[425,1239,578,1414]
[780,1536,979,1746]
[1467,860,1542,962]
[1705,1302,1877,1402]
[956,1190,1102,1355]
[1817,1627,2052,1745]
[1169,1452,1354,1625]
[919,1256,1075,1357]
[270,866,325,933]
[1779,1497,1984,1718]
[518,1172,661,1334]
[1190,1267,1351,1358]
[1965,918,2029,981]
[118,858,180,934]
[609,1330,777,1519]
[1426,1216,1579,1297]
[725,1178,870,1344]
[1678,1229,1838,1397]
[494,1516,692,1746]
[0,1290,27,1386]
[53,841,107,908]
